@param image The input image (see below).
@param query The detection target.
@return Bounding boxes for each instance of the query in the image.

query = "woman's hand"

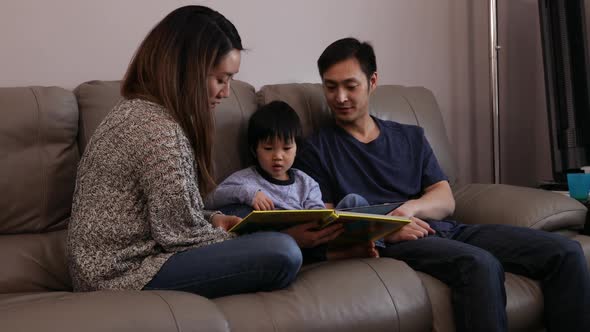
[283,222,344,248]
[211,214,242,232]
[252,191,275,211]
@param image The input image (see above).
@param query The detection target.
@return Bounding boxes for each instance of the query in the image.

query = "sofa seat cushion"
[0,290,229,332]
[214,258,431,332]
[418,272,544,332]
[0,230,70,293]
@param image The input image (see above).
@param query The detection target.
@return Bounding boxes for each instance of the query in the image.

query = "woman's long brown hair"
[121,6,242,196]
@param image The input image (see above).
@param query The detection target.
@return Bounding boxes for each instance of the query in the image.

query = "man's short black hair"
[247,100,303,155]
[317,37,377,82]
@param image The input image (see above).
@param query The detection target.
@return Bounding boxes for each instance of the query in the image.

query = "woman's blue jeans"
[143,232,302,298]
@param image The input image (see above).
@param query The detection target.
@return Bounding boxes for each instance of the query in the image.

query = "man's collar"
[335,115,381,144]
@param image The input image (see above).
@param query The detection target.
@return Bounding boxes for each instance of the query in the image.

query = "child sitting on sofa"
[205,100,378,260]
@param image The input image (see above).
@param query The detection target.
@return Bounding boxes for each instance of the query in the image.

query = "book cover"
[229,208,410,246]
[328,211,409,246]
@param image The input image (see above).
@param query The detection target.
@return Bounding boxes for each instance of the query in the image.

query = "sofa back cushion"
[257,83,457,185]
[74,80,258,183]
[0,87,78,293]
[0,87,78,234]
[75,81,122,154]
[210,80,258,181]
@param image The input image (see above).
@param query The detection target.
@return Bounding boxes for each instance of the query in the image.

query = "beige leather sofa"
[1,80,588,332]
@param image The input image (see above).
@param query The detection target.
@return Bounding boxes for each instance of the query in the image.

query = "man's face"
[321,58,377,125]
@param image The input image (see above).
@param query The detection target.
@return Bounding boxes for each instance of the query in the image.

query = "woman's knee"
[258,232,303,273]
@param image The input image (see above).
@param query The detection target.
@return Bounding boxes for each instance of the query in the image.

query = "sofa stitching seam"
[231,83,247,169]
[529,209,587,229]
[79,91,88,155]
[151,291,182,332]
[230,83,244,119]
[360,259,401,331]
[256,292,279,331]
[399,90,421,127]
[304,85,314,131]
[30,87,48,232]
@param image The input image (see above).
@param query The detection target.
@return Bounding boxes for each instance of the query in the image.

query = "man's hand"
[211,214,242,232]
[252,191,275,210]
[283,222,344,248]
[385,203,435,243]
[388,200,419,218]
[384,217,435,242]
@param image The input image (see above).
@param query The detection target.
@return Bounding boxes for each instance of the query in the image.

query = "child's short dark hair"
[247,101,303,154]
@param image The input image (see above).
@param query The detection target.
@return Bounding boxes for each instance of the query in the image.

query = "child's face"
[256,137,297,181]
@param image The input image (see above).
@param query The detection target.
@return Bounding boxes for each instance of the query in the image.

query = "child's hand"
[252,191,275,210]
[211,214,242,231]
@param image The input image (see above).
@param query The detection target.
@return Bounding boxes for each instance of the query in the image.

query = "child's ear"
[250,147,257,158]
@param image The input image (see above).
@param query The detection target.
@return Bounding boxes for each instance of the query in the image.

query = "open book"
[229,208,411,246]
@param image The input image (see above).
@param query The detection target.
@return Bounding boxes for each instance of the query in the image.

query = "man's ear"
[369,72,378,93]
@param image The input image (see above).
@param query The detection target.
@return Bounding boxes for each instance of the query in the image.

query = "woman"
[67,5,341,298]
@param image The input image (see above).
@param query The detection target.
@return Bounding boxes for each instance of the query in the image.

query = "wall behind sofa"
[1,0,508,185]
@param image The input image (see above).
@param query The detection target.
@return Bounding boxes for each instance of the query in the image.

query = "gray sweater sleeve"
[299,171,326,209]
[206,167,326,210]
[204,167,261,209]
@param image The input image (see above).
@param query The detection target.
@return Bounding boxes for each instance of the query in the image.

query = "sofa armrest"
[453,183,587,231]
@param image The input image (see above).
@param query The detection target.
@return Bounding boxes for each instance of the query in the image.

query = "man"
[295,37,590,332]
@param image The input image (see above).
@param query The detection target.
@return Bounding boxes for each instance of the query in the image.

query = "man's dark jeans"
[380,222,590,332]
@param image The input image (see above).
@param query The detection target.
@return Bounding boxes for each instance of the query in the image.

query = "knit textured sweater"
[67,99,234,292]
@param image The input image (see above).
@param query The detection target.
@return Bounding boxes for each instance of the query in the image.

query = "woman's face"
[207,49,241,111]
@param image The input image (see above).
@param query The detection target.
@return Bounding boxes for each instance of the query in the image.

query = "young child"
[205,100,378,261]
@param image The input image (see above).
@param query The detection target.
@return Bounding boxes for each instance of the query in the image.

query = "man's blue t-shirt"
[295,116,448,205]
